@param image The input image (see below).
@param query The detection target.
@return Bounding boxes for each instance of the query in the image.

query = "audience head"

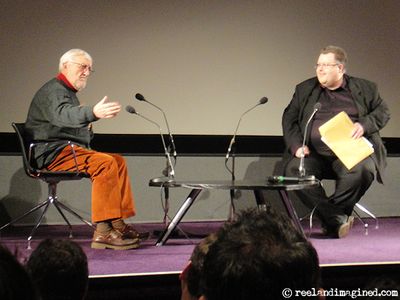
[0,243,37,300]
[180,233,218,300]
[199,208,321,300]
[363,276,400,300]
[26,239,89,300]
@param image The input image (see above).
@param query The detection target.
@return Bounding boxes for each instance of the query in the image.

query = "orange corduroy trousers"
[47,146,136,223]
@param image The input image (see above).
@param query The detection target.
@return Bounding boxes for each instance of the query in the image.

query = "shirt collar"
[56,73,78,92]
[320,75,347,92]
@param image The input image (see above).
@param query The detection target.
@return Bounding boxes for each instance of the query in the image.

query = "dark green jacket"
[25,78,98,168]
[282,74,390,183]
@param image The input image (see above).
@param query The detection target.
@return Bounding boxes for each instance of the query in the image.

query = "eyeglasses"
[314,63,339,69]
[70,61,94,73]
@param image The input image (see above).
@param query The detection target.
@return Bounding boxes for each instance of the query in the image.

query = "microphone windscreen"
[135,93,146,101]
[125,105,136,114]
[314,102,322,110]
[259,97,268,104]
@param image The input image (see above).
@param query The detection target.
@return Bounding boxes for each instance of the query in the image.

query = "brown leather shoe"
[91,229,140,250]
[336,216,355,238]
[115,224,151,241]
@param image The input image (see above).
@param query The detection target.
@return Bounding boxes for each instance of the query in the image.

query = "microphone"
[135,93,177,159]
[125,105,136,114]
[267,175,316,183]
[298,102,321,177]
[126,105,175,178]
[225,97,268,163]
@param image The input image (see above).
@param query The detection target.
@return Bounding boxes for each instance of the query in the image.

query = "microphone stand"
[224,97,268,221]
[228,143,237,222]
[137,114,174,226]
[127,106,192,240]
[161,144,174,226]
[225,130,239,222]
[299,137,307,177]
[134,94,177,227]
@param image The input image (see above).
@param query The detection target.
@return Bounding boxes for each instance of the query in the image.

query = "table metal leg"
[163,187,170,227]
[156,188,202,246]
[279,190,305,236]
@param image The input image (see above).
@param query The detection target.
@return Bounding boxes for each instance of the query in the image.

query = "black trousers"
[285,153,375,228]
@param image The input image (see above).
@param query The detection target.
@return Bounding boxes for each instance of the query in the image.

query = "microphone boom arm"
[225,102,260,164]
[135,94,177,159]
[146,101,177,158]
[133,112,175,178]
[298,103,321,177]
[225,97,268,176]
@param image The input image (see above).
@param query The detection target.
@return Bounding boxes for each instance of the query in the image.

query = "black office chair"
[0,123,93,249]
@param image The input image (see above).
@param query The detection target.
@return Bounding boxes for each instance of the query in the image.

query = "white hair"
[58,49,93,71]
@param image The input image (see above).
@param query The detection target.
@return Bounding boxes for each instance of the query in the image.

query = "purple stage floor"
[1,217,400,277]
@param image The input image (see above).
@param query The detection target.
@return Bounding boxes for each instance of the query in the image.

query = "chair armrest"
[29,140,81,174]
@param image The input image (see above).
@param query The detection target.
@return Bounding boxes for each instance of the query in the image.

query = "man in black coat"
[282,45,390,238]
